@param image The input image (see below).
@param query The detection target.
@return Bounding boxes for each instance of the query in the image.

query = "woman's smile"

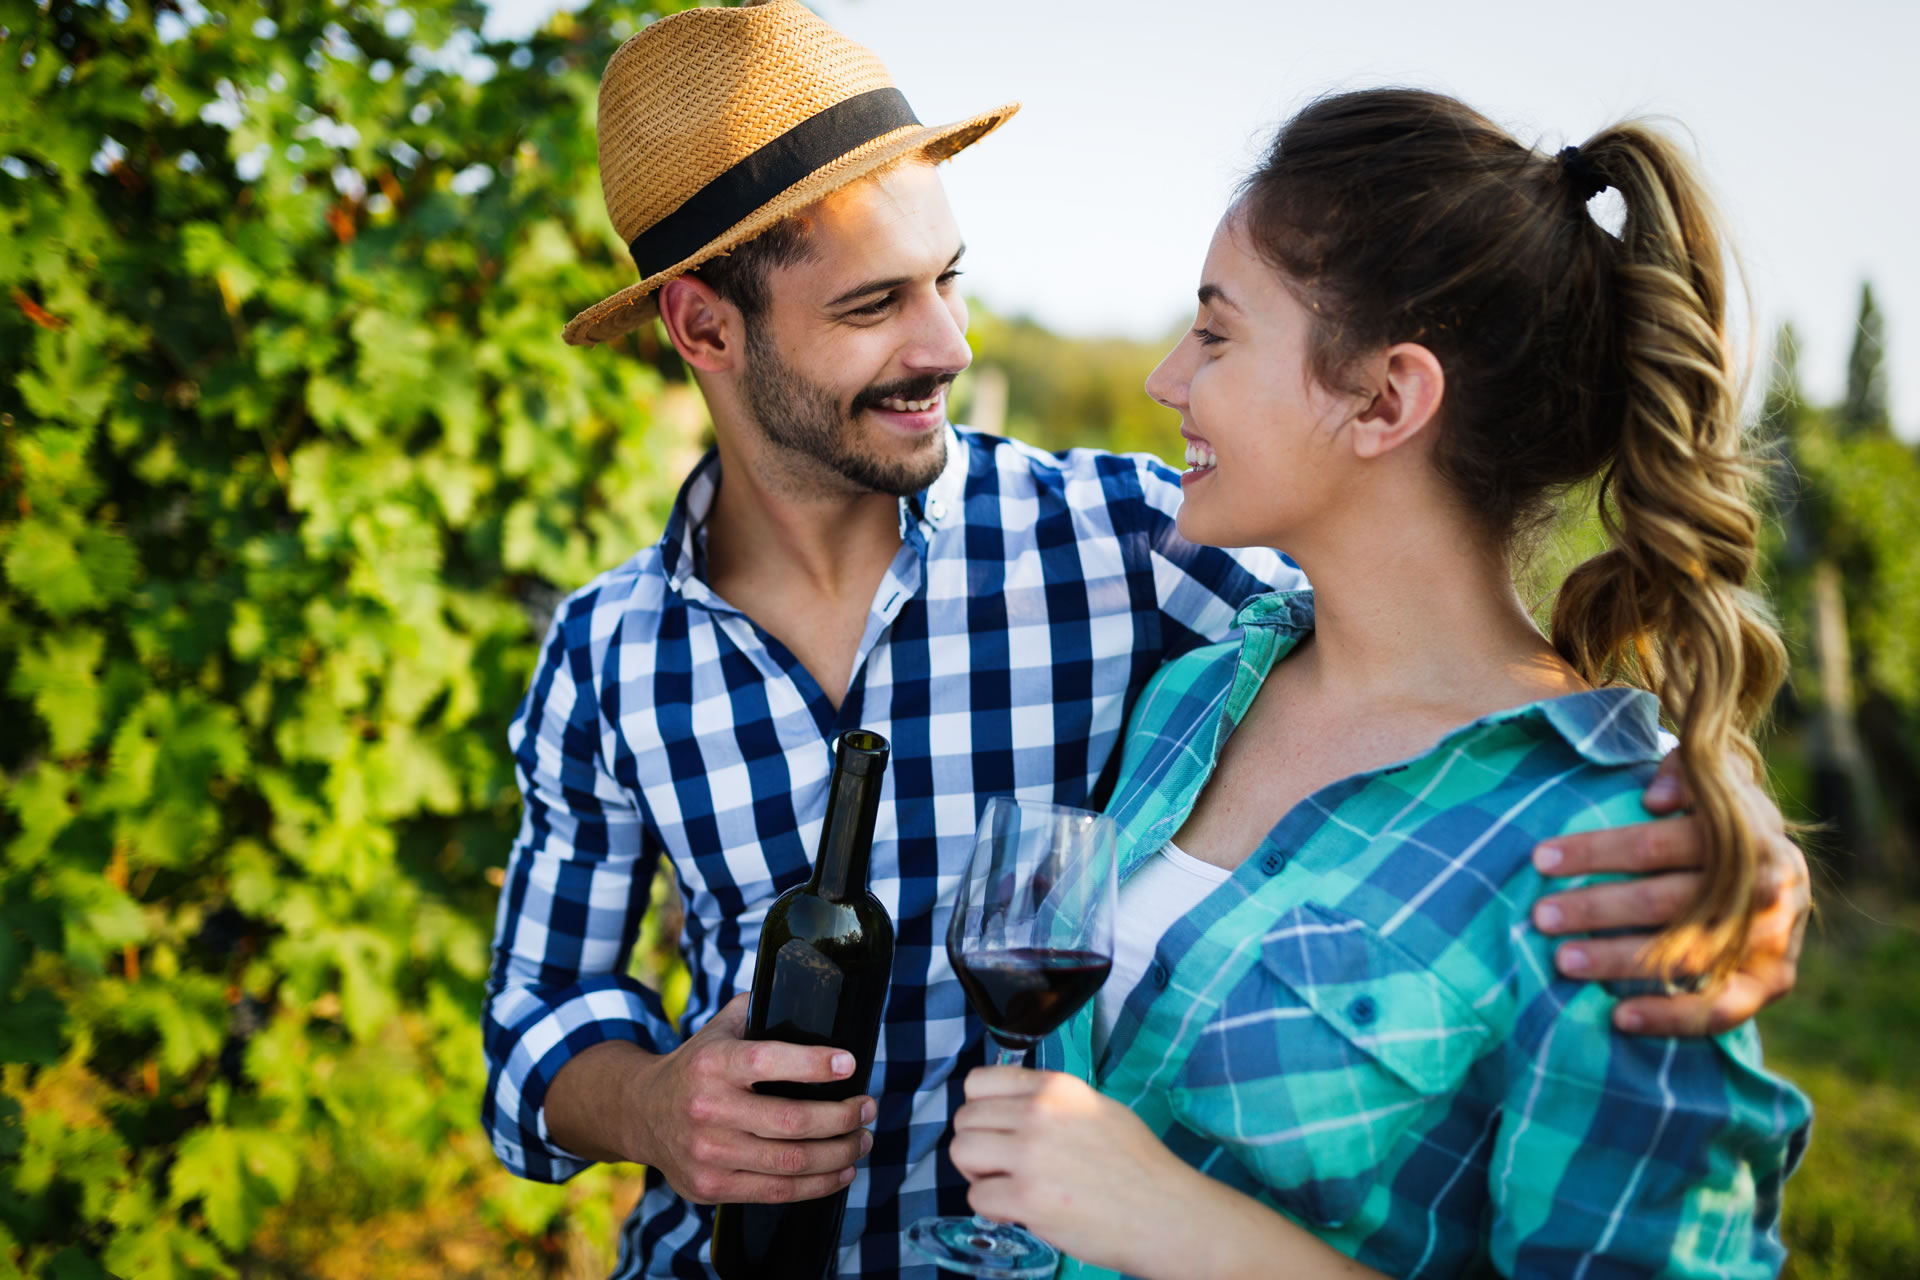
[1181,434,1218,482]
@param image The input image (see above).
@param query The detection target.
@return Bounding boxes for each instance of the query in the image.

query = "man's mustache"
[851,373,957,415]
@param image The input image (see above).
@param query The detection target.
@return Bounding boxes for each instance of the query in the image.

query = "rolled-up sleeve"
[482,595,683,1183]
[1490,965,1811,1277]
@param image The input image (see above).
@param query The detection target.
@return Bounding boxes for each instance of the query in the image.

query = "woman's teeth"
[1184,439,1217,471]
[877,394,940,413]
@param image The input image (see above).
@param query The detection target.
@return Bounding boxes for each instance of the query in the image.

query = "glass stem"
[971,1039,1034,1229]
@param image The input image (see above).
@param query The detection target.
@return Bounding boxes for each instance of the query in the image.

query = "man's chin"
[838,423,947,498]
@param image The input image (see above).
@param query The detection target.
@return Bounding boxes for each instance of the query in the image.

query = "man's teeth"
[877,394,940,413]
[1184,439,1217,470]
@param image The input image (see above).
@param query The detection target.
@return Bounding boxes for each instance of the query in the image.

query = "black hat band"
[627,87,921,279]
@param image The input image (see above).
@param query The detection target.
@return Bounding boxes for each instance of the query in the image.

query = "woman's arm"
[950,1066,1387,1280]
[1488,967,1809,1275]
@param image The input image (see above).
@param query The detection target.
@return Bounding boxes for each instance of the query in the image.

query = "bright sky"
[490,0,1919,438]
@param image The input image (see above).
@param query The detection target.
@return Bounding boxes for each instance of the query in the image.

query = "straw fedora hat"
[563,0,1019,347]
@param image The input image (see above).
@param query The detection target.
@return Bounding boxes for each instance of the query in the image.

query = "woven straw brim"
[562,103,1017,347]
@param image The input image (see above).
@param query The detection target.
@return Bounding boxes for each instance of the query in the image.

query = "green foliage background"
[0,1,702,1274]
[3,0,1920,1277]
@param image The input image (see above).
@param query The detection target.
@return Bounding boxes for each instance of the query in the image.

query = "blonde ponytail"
[1549,125,1787,982]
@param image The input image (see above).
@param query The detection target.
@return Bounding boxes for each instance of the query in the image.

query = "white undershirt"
[1094,840,1234,1053]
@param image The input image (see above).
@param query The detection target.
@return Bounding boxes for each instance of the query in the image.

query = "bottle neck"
[810,757,884,902]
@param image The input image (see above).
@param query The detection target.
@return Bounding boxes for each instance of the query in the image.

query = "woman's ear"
[657,275,741,374]
[1350,342,1445,460]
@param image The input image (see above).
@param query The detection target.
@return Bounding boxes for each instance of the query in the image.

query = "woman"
[947,90,1810,1278]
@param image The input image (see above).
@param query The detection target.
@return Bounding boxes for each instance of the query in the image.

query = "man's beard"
[741,323,950,498]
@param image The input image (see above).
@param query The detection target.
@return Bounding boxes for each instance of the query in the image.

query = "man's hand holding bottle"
[544,995,875,1205]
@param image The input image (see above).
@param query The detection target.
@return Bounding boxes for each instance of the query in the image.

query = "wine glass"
[906,796,1118,1278]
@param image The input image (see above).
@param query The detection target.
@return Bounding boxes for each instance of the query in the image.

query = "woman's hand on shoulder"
[1528,749,1810,1037]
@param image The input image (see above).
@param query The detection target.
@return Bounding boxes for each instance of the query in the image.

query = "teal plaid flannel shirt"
[1046,590,1810,1279]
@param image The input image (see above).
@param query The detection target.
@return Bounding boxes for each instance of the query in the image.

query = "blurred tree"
[1842,283,1891,436]
[0,1,698,1274]
[955,302,1182,463]
[1764,325,1882,874]
[1765,302,1920,883]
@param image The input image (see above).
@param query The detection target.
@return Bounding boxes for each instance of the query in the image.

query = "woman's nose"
[1145,341,1191,411]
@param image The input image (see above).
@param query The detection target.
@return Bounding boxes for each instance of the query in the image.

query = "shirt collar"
[902,424,970,540]
[660,449,722,595]
[1231,588,1317,634]
[1532,688,1665,767]
[660,427,972,595]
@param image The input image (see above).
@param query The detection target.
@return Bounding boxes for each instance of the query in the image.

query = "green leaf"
[113,977,225,1077]
[0,1094,21,1167]
[4,764,78,871]
[49,865,149,968]
[9,629,107,755]
[180,223,263,307]
[167,1125,299,1251]
[107,1181,236,1279]
[3,520,91,619]
[0,989,67,1066]
[43,1248,111,1280]
[0,518,136,621]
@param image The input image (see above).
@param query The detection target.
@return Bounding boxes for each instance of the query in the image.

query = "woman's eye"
[1193,327,1225,346]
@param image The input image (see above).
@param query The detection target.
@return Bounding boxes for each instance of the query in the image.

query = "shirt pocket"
[1171,901,1492,1229]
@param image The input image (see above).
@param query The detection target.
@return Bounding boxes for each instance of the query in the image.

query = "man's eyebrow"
[826,245,967,310]
[1197,283,1240,313]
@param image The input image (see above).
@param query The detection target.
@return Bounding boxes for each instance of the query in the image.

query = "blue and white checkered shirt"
[482,427,1297,1278]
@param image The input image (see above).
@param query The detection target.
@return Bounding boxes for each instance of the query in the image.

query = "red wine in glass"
[950,946,1113,1050]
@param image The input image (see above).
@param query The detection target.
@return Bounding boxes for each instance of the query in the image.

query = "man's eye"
[847,296,893,318]
[937,270,964,288]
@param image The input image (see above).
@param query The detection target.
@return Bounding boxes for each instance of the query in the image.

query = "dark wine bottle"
[710,730,894,1280]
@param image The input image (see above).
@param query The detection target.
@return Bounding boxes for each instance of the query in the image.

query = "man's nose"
[901,290,973,376]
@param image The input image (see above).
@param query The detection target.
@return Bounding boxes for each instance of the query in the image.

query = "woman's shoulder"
[1397,685,1667,852]
[1284,689,1665,987]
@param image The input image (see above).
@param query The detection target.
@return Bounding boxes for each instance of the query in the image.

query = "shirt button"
[1259,849,1285,875]
[1347,995,1378,1026]
[1151,962,1169,990]
[927,497,947,522]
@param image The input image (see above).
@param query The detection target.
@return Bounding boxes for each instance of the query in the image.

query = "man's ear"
[657,275,741,374]
[1350,342,1445,460]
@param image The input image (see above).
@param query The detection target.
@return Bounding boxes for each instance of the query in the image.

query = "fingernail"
[1559,945,1589,974]
[861,1098,876,1125]
[832,1053,854,1077]
[1617,1008,1644,1032]
[1533,844,1563,872]
[841,1166,856,1184]
[860,1130,874,1154]
[1648,777,1681,806]
[1535,902,1564,931]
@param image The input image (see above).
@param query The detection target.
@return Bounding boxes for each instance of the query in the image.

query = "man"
[482,4,1810,1277]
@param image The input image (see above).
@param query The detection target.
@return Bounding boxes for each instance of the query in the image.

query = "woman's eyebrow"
[1197,283,1240,314]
